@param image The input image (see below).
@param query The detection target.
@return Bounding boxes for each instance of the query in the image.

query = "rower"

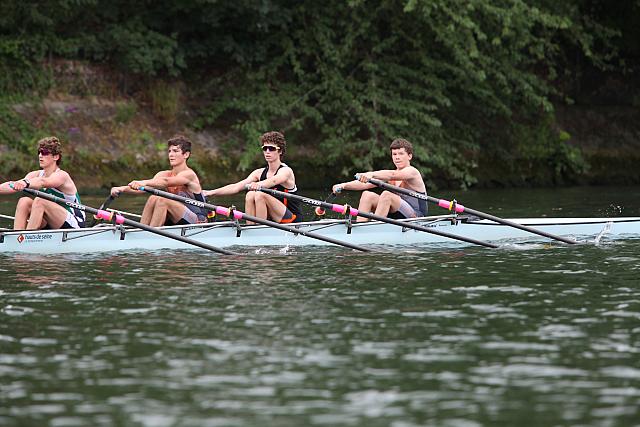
[110,135,209,227]
[203,131,303,225]
[0,136,86,230]
[332,138,427,222]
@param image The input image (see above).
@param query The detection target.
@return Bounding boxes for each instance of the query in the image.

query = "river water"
[1,186,640,426]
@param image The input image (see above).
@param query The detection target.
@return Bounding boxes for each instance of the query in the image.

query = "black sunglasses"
[38,149,52,156]
[262,145,279,152]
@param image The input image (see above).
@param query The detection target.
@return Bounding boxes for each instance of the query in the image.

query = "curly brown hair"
[37,136,63,165]
[167,135,192,155]
[390,138,413,155]
[260,131,286,158]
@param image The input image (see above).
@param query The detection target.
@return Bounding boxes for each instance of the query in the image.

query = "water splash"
[594,221,613,246]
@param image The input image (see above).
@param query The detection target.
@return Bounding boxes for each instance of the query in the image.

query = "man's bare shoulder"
[155,170,173,178]
[176,167,198,177]
[279,164,295,175]
[51,168,72,179]
[404,165,420,173]
[248,168,264,179]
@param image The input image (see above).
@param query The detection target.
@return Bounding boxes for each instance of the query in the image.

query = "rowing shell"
[1,215,639,254]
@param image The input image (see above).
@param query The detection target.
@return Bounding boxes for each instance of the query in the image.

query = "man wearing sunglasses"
[332,138,427,222]
[110,135,209,226]
[203,131,303,224]
[0,136,86,230]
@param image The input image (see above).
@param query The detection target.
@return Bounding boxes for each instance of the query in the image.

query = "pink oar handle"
[215,206,243,220]
[437,199,465,213]
[331,204,359,216]
[96,210,125,224]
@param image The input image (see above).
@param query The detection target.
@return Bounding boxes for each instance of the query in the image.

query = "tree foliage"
[0,0,632,187]
[195,0,621,186]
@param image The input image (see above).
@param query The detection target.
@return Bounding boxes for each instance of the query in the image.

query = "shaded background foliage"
[0,0,638,188]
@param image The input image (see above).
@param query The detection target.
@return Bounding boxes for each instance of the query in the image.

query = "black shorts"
[280,209,303,224]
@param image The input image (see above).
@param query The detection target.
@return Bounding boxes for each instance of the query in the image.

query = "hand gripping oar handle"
[257,188,498,248]
[20,188,238,255]
[362,176,578,245]
[139,186,372,252]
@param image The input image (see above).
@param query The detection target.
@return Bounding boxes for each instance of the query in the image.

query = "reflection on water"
[2,186,640,426]
[1,241,640,426]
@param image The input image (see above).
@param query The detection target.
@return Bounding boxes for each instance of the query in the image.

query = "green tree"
[0,0,628,187]
[198,0,618,187]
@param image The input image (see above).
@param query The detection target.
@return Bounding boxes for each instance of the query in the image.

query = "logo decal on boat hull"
[16,233,53,243]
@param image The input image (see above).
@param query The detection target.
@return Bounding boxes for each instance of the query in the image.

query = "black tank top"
[260,164,304,222]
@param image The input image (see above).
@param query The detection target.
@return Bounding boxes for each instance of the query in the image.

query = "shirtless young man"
[203,131,304,224]
[110,135,208,227]
[0,136,86,230]
[332,138,427,222]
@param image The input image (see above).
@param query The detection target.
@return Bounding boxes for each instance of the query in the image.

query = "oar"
[107,208,142,219]
[364,176,578,245]
[18,187,238,255]
[313,192,338,219]
[0,176,16,223]
[258,188,498,248]
[139,186,372,252]
[89,195,116,227]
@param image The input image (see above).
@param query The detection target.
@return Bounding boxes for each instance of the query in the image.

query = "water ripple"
[1,238,640,425]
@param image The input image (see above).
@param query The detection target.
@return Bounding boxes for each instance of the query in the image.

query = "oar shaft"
[258,188,498,248]
[314,192,338,217]
[22,188,237,255]
[107,208,142,219]
[90,195,116,227]
[139,187,372,252]
[366,177,578,245]
[456,205,578,244]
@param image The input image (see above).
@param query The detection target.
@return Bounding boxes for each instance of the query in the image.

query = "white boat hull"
[1,216,639,254]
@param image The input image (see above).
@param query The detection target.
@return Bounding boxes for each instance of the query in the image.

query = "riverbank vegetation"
[1,0,638,189]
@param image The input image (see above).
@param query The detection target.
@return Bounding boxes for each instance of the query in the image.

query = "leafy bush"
[147,81,181,123]
[114,101,137,123]
[0,0,627,187]
[195,0,616,187]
